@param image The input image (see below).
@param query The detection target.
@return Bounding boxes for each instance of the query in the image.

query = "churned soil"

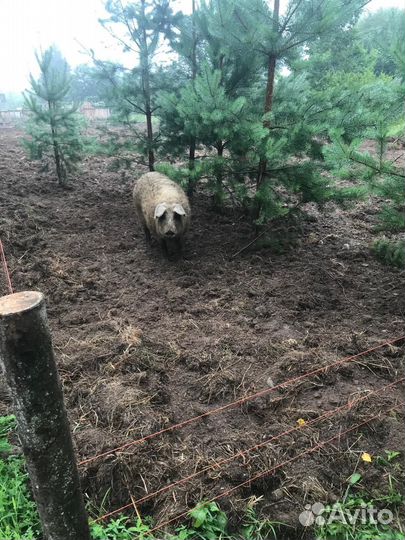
[0,127,404,537]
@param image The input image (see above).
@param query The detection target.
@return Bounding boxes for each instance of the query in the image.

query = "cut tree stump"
[0,291,90,540]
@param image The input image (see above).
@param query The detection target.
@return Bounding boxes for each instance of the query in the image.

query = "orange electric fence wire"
[92,378,405,524]
[146,401,404,536]
[79,335,405,467]
[0,239,13,295]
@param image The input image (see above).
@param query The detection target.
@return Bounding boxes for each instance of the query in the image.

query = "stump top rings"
[0,291,44,316]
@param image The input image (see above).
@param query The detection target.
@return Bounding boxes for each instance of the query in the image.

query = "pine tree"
[158,0,263,200]
[319,22,405,267]
[157,4,200,192]
[216,0,368,220]
[286,4,405,268]
[169,0,368,222]
[68,64,109,103]
[373,238,405,269]
[97,0,177,171]
[357,8,405,77]
[95,0,402,248]
[24,46,83,187]
[165,0,199,173]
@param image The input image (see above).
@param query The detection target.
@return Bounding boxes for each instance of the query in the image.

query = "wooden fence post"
[0,291,90,540]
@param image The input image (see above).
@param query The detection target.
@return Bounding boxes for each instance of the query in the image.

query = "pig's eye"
[174,213,182,221]
[158,213,166,221]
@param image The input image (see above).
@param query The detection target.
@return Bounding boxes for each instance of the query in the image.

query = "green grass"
[0,415,16,453]
[0,415,41,540]
[1,414,281,540]
[1,415,404,540]
[315,451,405,540]
[90,515,153,539]
[89,501,282,540]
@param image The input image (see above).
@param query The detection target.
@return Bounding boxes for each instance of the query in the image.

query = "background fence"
[0,103,111,128]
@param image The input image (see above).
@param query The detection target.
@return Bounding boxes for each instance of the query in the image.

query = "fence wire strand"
[145,401,404,536]
[80,336,404,467]
[0,239,13,295]
[92,378,405,524]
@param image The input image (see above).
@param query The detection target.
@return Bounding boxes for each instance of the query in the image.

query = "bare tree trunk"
[189,140,196,171]
[188,0,198,196]
[217,142,224,158]
[48,101,66,186]
[145,106,154,172]
[212,141,225,208]
[256,0,280,192]
[140,0,155,172]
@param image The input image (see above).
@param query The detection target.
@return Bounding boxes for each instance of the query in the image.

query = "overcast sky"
[0,0,404,94]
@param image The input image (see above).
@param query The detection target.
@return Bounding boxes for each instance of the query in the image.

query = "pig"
[133,172,191,256]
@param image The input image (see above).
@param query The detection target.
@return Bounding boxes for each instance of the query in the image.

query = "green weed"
[90,515,153,540]
[241,504,284,539]
[2,412,403,540]
[0,415,41,540]
[315,451,404,540]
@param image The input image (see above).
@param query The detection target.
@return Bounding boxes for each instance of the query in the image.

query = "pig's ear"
[154,203,167,218]
[173,204,186,216]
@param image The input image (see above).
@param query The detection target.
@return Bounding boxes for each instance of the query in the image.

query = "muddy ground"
[0,128,404,537]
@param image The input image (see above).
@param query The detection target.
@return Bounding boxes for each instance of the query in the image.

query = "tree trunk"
[263,54,277,125]
[189,140,196,170]
[188,139,196,198]
[188,0,198,196]
[256,0,280,191]
[140,0,155,172]
[212,141,225,208]
[145,107,154,172]
[48,101,66,186]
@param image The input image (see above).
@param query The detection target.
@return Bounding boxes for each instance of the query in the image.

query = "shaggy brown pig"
[133,172,191,256]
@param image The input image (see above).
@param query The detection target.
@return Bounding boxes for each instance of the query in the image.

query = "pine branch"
[119,0,142,48]
[348,153,405,178]
[102,23,139,53]
[280,0,304,33]
[86,49,146,115]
